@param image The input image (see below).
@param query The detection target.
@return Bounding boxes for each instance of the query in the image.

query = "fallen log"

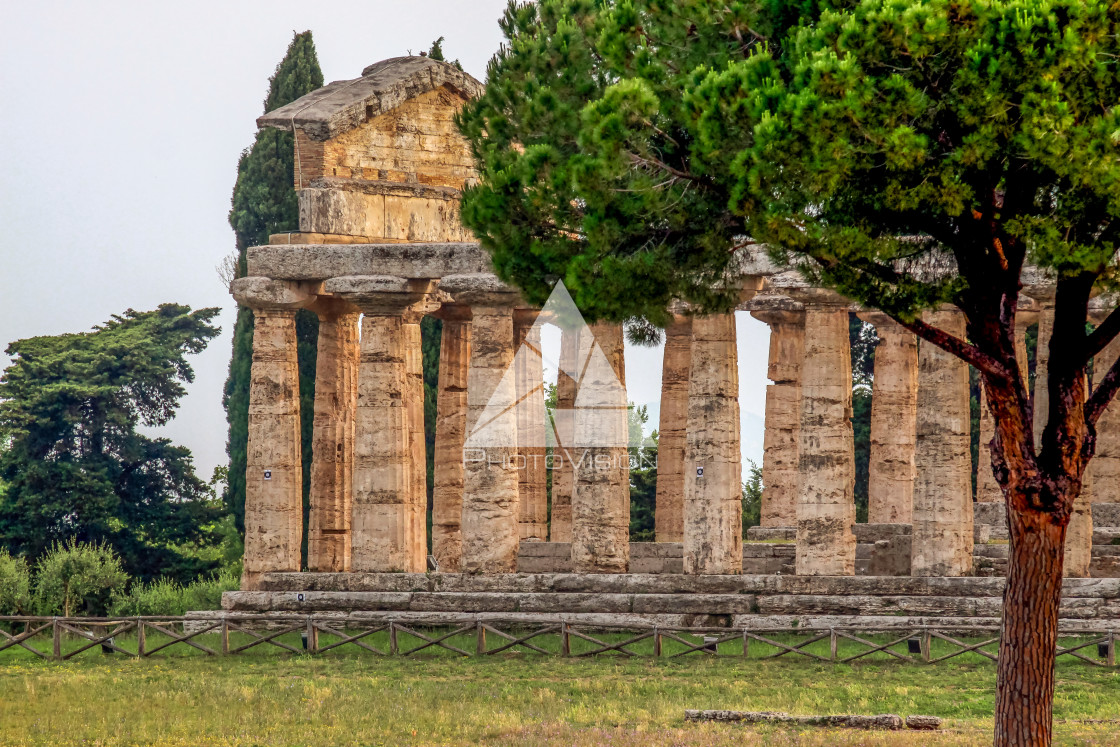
[685,710,943,730]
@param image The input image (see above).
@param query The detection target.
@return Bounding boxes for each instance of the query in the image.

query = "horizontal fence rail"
[0,616,1116,667]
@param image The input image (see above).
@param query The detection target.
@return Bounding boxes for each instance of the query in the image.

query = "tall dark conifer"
[224,32,324,552]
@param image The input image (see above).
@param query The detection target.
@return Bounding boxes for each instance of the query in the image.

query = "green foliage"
[224,31,324,534]
[422,317,443,518]
[0,548,31,616]
[0,305,223,581]
[427,36,463,71]
[849,315,876,520]
[109,568,240,617]
[34,540,128,617]
[628,412,657,542]
[741,460,763,532]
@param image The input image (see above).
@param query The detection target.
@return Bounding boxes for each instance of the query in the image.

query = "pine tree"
[224,32,324,548]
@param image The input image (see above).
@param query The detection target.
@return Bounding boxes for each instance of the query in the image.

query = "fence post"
[829,629,837,662]
[1109,631,1116,667]
[306,617,318,655]
[653,628,661,658]
[52,619,61,660]
[560,623,570,657]
[221,619,230,655]
[389,622,398,655]
[922,630,931,663]
[137,620,146,657]
[476,621,486,655]
[742,630,750,659]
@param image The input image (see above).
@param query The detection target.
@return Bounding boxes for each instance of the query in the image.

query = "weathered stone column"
[857,311,918,524]
[444,274,522,573]
[912,307,974,577]
[306,298,360,573]
[751,308,804,528]
[684,313,743,574]
[231,278,315,590]
[1091,322,1120,506]
[402,299,441,571]
[655,315,692,542]
[572,321,631,573]
[431,304,471,571]
[795,302,857,576]
[549,326,580,542]
[324,276,434,573]
[976,312,1034,503]
[515,310,548,541]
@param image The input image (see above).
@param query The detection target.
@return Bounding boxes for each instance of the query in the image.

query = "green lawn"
[2,636,1120,746]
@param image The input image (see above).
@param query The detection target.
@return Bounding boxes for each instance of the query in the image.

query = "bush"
[110,568,239,617]
[35,539,129,617]
[0,549,32,615]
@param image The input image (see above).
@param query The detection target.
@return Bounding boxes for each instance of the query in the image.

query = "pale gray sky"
[0,0,770,481]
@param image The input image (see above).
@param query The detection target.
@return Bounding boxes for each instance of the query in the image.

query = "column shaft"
[461,306,521,572]
[242,309,304,589]
[859,312,918,524]
[351,314,421,572]
[549,327,580,542]
[796,307,856,576]
[307,310,359,572]
[912,308,974,577]
[571,321,631,573]
[654,316,691,542]
[515,315,548,540]
[683,313,743,574]
[752,310,804,527]
[403,317,428,570]
[432,316,470,571]
[1092,335,1120,503]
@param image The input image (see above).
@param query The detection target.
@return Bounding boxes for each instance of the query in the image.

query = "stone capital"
[440,273,522,309]
[855,309,907,334]
[430,302,473,323]
[322,275,437,315]
[782,287,852,309]
[306,294,360,319]
[231,277,320,311]
[750,308,805,327]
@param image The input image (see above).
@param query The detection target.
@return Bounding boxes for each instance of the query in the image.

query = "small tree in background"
[0,549,31,617]
[224,32,325,554]
[34,540,128,618]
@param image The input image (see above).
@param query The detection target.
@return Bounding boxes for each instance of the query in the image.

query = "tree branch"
[1082,305,1120,365]
[892,313,1013,380]
[1087,354,1120,425]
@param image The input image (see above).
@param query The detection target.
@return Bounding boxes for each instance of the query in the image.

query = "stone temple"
[217,56,1120,628]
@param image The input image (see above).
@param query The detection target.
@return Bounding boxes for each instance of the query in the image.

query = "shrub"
[35,539,129,617]
[110,568,239,617]
[0,549,31,615]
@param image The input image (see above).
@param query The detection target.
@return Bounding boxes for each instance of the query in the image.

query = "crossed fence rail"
[0,616,1115,666]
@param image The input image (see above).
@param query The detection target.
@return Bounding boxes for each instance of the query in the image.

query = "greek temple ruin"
[218,56,1120,626]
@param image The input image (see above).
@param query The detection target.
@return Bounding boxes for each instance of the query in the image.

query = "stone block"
[852,523,912,543]
[1094,504,1120,528]
[745,527,795,542]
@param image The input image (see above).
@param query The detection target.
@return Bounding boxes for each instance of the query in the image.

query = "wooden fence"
[0,616,1115,666]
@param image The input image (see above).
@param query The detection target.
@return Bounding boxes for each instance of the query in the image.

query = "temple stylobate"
[218,55,1120,627]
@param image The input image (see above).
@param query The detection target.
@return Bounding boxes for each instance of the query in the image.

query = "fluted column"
[431,304,471,571]
[231,278,315,590]
[977,312,1033,503]
[1091,328,1120,505]
[751,308,804,528]
[857,311,918,524]
[307,299,360,572]
[572,321,631,573]
[550,327,580,542]
[655,315,692,542]
[444,274,522,573]
[795,304,857,576]
[912,307,974,577]
[515,310,548,541]
[324,275,434,573]
[684,313,743,574]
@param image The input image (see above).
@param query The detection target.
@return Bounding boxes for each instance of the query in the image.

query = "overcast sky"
[0,0,771,481]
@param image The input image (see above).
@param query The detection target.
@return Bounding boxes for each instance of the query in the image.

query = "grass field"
[3,630,1120,746]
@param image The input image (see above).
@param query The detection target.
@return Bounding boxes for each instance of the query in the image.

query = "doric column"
[1034,306,1055,448]
[444,274,522,573]
[572,321,631,573]
[549,326,580,542]
[231,278,316,590]
[431,304,471,571]
[402,298,442,571]
[1091,325,1120,504]
[795,302,857,576]
[306,298,360,572]
[324,275,434,573]
[655,315,692,542]
[976,311,1034,503]
[751,308,804,528]
[515,309,548,541]
[684,313,743,574]
[912,307,974,577]
[857,311,918,524]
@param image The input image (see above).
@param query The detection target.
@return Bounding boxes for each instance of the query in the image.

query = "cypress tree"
[224,32,324,555]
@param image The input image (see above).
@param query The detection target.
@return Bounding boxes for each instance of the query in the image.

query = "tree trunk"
[995,499,1066,747]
